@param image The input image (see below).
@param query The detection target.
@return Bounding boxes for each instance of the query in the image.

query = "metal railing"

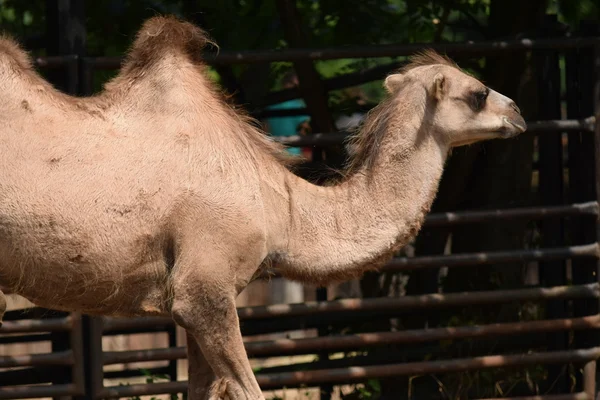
[0,310,85,399]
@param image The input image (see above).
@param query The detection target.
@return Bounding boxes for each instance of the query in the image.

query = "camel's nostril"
[510,102,521,114]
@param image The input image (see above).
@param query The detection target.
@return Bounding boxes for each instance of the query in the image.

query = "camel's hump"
[124,15,214,70]
[0,35,33,72]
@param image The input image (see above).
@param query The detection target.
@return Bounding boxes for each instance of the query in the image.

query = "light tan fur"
[0,16,525,399]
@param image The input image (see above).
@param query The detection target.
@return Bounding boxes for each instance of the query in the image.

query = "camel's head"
[384,50,526,147]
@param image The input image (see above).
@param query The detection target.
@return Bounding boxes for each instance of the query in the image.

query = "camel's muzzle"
[501,115,527,137]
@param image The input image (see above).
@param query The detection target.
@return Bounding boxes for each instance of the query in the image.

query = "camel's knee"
[171,280,236,329]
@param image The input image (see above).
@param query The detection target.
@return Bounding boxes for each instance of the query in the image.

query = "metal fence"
[0,2,599,399]
[0,308,85,399]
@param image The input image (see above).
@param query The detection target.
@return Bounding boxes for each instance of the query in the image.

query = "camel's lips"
[501,116,527,137]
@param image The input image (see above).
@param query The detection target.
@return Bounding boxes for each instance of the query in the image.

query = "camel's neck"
[266,91,449,284]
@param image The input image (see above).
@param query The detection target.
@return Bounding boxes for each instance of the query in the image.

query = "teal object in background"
[265,99,309,156]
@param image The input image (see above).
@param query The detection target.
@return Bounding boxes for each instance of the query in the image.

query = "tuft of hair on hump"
[399,48,458,74]
[108,15,297,170]
[120,15,216,75]
[0,35,33,72]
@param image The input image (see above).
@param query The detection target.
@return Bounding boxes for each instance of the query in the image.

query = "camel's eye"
[471,89,489,111]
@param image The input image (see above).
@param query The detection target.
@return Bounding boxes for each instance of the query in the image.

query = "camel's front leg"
[185,333,223,399]
[172,268,263,400]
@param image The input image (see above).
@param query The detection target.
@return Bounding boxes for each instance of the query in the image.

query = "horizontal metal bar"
[0,383,79,400]
[100,348,600,397]
[279,132,347,147]
[238,283,599,320]
[101,382,591,399]
[103,366,173,380]
[383,243,599,272]
[83,37,600,70]
[0,350,73,368]
[256,347,600,389]
[245,314,600,357]
[276,118,596,148]
[93,386,593,400]
[0,316,72,334]
[423,202,599,227]
[102,316,174,333]
[0,333,53,345]
[101,381,187,399]
[475,394,589,400]
[104,347,184,365]
[205,37,600,64]
[103,284,599,333]
[0,366,63,387]
[32,55,78,69]
[102,324,176,336]
[527,117,596,132]
[102,315,600,365]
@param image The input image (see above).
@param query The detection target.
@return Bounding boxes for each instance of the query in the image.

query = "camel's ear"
[384,73,405,93]
[432,72,446,100]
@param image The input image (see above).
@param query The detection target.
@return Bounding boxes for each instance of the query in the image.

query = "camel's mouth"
[452,131,512,147]
[498,130,521,139]
[501,116,527,137]
[452,115,527,147]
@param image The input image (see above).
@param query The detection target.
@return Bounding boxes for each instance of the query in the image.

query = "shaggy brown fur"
[123,16,214,72]
[398,48,458,73]
[0,15,525,399]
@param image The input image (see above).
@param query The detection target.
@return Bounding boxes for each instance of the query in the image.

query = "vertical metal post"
[70,313,86,397]
[536,16,568,392]
[567,21,600,394]
[79,57,95,96]
[315,286,332,400]
[45,0,86,94]
[167,324,179,382]
[592,40,600,399]
[80,317,106,400]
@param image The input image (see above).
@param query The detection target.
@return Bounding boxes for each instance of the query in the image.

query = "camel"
[0,15,526,400]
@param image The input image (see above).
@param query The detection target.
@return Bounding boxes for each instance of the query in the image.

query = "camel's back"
[0,98,182,221]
